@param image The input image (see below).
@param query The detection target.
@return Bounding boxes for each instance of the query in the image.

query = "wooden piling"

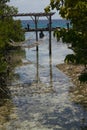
[49,15,52,56]
[35,16,38,51]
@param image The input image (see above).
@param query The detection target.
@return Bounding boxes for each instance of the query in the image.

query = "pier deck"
[24,27,60,32]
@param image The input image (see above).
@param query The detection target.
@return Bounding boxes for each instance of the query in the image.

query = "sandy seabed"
[56,63,87,107]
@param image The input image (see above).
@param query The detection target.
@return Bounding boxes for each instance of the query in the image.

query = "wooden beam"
[35,16,38,51]
[2,12,55,17]
[49,15,52,56]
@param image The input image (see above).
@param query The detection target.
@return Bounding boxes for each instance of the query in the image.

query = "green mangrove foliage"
[0,0,25,85]
[45,0,87,81]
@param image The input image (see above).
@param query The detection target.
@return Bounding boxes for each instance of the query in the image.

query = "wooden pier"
[24,27,60,32]
[2,12,55,56]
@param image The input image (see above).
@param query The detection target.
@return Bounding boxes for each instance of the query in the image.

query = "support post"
[49,15,52,56]
[35,16,38,51]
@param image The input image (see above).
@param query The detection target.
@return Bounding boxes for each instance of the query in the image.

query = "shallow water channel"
[0,33,87,130]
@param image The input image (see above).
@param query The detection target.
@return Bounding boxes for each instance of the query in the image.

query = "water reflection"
[49,55,53,89]
[36,50,39,83]
[36,49,53,89]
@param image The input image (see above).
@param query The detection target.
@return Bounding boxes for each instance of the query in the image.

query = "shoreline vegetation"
[56,63,87,107]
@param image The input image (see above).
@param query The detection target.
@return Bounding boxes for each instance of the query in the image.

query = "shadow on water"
[0,83,14,128]
[0,86,11,105]
[0,72,11,106]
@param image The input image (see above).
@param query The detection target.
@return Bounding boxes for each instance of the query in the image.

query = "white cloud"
[9,0,61,19]
[9,0,49,12]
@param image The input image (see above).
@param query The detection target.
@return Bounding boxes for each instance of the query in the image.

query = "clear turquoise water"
[21,19,70,29]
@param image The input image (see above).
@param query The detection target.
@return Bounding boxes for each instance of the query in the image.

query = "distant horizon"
[21,18,70,29]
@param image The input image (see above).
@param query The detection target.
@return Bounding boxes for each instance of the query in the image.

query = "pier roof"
[3,12,55,17]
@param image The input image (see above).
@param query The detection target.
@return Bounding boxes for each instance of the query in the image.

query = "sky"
[9,0,61,19]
